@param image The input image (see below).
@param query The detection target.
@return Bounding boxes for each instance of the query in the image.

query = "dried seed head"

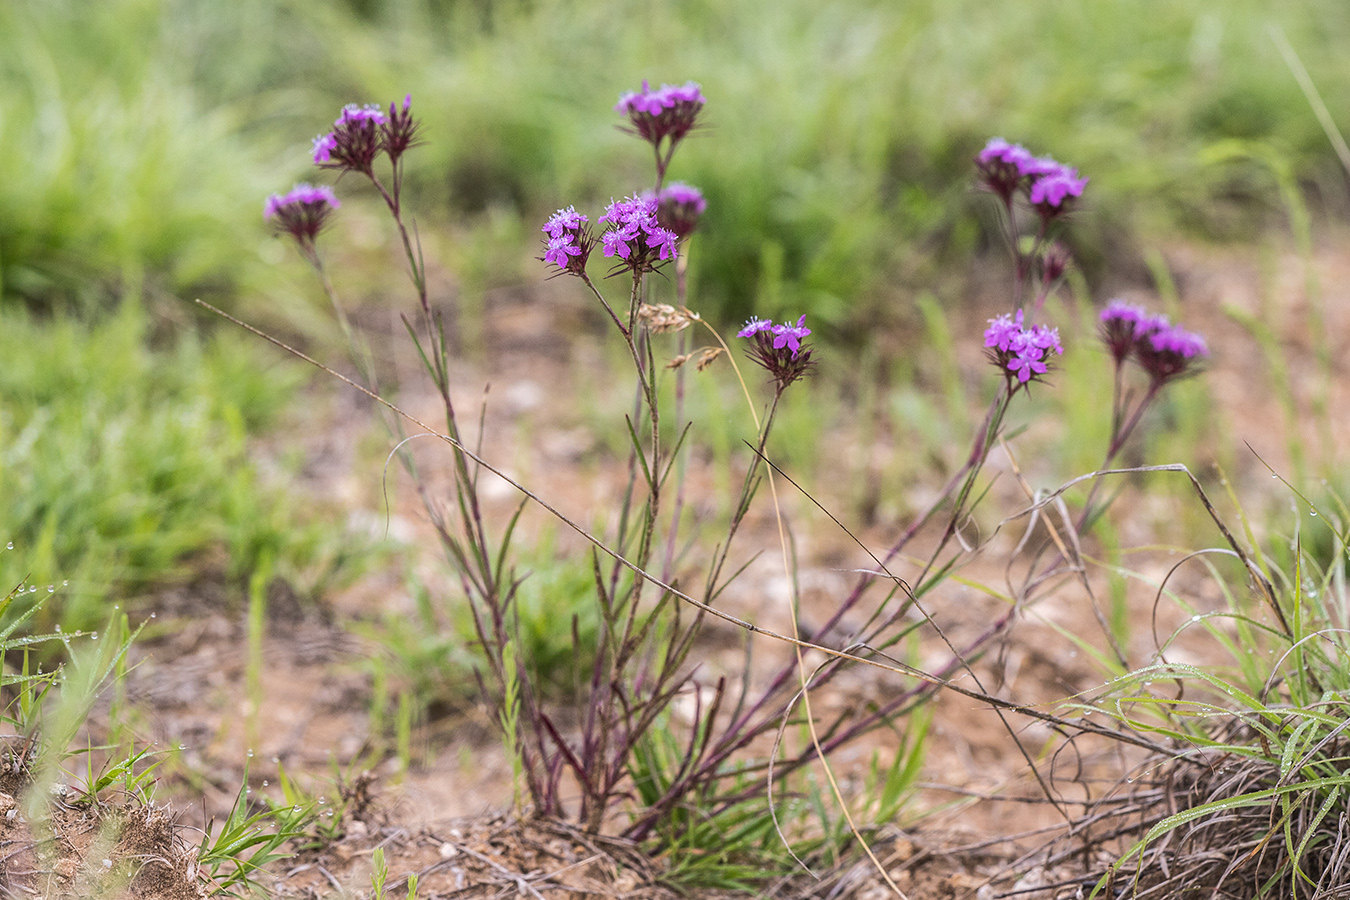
[638,303,698,333]
[693,347,724,371]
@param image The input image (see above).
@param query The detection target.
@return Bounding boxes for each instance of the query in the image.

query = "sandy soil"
[45,228,1350,897]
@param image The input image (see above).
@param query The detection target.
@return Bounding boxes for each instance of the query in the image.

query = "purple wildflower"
[1135,322,1207,385]
[599,195,679,274]
[539,206,593,276]
[741,314,814,390]
[1099,300,1207,384]
[651,182,707,239]
[772,315,811,355]
[340,103,386,126]
[380,94,419,162]
[314,103,388,174]
[1098,299,1152,364]
[615,80,706,149]
[738,316,773,337]
[1029,165,1088,215]
[976,138,1039,202]
[977,138,1037,171]
[264,183,341,249]
[976,138,1087,217]
[984,309,1063,388]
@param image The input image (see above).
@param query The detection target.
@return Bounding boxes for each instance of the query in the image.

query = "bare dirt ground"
[47,229,1350,898]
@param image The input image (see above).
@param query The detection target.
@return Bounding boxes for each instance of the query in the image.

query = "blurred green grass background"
[1,0,1346,630]
[3,0,1348,326]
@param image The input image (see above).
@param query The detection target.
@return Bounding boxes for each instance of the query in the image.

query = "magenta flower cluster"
[739,315,810,354]
[539,79,708,280]
[738,315,814,389]
[1099,300,1207,385]
[984,310,1064,386]
[312,96,419,173]
[976,138,1088,218]
[615,81,706,149]
[263,183,341,248]
[541,206,593,276]
[651,182,707,239]
[600,195,679,272]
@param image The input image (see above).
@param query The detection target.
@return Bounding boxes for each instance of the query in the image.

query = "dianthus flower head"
[984,309,1063,390]
[599,195,678,274]
[975,138,1087,218]
[1135,322,1207,385]
[615,80,706,150]
[313,103,388,173]
[651,182,707,239]
[976,138,1039,202]
[264,182,340,249]
[539,205,593,277]
[1098,299,1151,364]
[741,314,814,391]
[380,94,420,162]
[977,138,1032,169]
[1029,164,1088,219]
[1099,300,1208,384]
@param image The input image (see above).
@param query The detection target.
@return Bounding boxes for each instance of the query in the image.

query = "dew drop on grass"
[246,749,254,758]
[1310,510,1317,516]
[62,580,67,587]
[178,745,186,750]
[46,585,53,593]
[4,542,11,550]
[1191,615,1202,623]
[262,780,269,786]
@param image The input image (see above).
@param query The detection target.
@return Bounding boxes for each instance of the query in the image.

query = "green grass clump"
[0,302,342,634]
[364,531,603,735]
[1072,496,1350,897]
[0,3,266,312]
